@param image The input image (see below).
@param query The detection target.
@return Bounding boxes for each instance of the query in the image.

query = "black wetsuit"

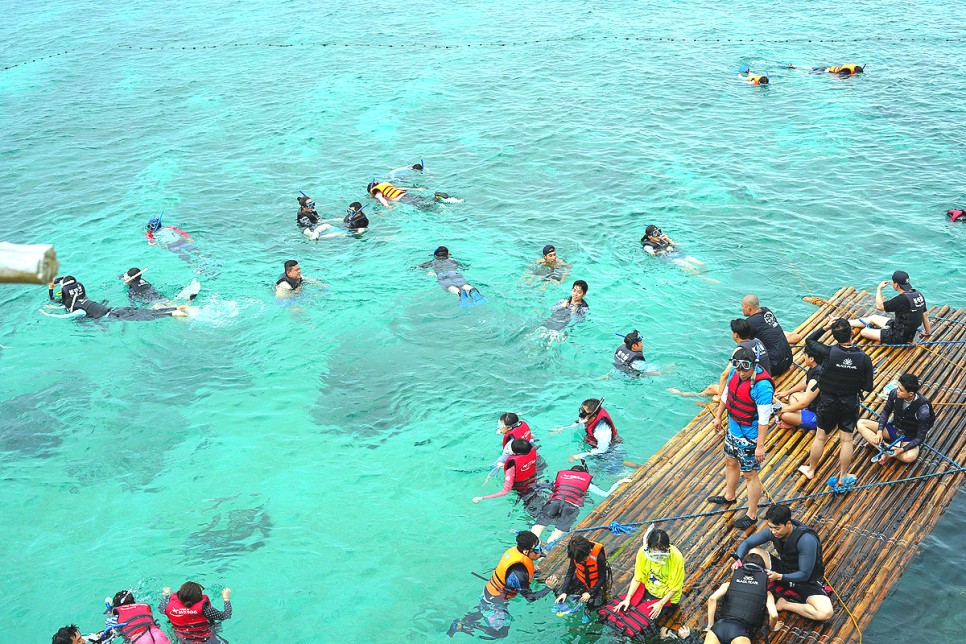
[127,279,165,306]
[543,299,588,331]
[455,567,550,639]
[69,299,178,321]
[737,522,827,600]
[746,307,794,376]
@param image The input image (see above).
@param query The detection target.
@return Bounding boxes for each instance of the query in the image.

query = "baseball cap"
[892,270,911,288]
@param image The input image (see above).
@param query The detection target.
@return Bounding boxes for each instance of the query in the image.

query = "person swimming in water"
[418,246,485,306]
[542,280,589,331]
[613,329,659,377]
[121,268,200,307]
[641,225,707,275]
[737,65,769,85]
[367,180,456,211]
[525,244,572,286]
[813,64,865,76]
[297,196,368,239]
[387,161,424,181]
[47,276,189,320]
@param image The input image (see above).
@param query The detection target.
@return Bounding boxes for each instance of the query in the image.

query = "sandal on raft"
[707,495,737,505]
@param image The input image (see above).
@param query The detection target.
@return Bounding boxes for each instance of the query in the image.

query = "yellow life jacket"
[371,182,405,201]
[829,64,862,75]
[485,547,535,599]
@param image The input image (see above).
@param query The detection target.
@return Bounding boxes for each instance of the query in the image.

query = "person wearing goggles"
[604,527,688,639]
[449,531,553,639]
[560,398,621,463]
[704,553,779,643]
[640,225,674,255]
[710,346,775,530]
[732,504,833,624]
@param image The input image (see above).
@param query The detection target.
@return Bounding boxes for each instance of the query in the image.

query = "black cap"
[434,246,449,257]
[542,244,555,256]
[892,270,911,288]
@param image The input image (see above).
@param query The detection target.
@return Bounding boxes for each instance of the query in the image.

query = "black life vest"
[726,368,773,426]
[893,289,926,338]
[818,344,871,397]
[297,208,320,228]
[720,566,768,627]
[747,308,793,371]
[344,210,369,230]
[276,273,303,290]
[805,365,823,413]
[641,238,670,253]
[889,390,935,440]
[614,344,644,368]
[770,521,825,583]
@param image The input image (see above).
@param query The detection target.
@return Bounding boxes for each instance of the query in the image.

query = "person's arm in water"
[474,464,516,502]
[202,589,232,621]
[556,558,578,601]
[768,534,818,584]
[570,421,612,460]
[506,567,552,602]
[805,327,833,362]
[588,478,633,498]
[706,582,729,630]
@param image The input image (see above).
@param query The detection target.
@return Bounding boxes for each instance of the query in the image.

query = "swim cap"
[434,246,449,258]
[542,244,555,256]
[645,224,660,237]
[891,270,911,288]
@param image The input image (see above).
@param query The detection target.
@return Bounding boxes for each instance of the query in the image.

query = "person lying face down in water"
[418,246,486,306]
[121,268,200,306]
[48,276,189,320]
[367,180,457,211]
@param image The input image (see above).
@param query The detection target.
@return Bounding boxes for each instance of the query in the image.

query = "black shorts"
[711,618,753,644]
[815,393,859,432]
[769,559,830,602]
[534,499,580,532]
[771,355,793,378]
[879,321,913,345]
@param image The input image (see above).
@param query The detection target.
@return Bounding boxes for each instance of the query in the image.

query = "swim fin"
[458,290,470,307]
[466,290,488,306]
[177,279,201,301]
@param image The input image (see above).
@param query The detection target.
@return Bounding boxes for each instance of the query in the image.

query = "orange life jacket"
[829,64,862,74]
[484,547,535,600]
[749,75,768,85]
[371,182,405,201]
[575,541,605,590]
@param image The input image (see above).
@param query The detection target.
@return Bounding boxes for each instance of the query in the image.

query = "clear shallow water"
[2,1,965,641]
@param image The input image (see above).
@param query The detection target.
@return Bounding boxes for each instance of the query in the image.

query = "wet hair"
[412,163,424,171]
[52,625,81,644]
[803,345,824,364]
[581,398,601,414]
[567,535,594,561]
[348,202,363,211]
[112,589,136,607]
[758,76,769,84]
[367,181,378,195]
[176,581,204,607]
[500,412,519,427]
[765,504,792,525]
[743,552,766,569]
[730,318,753,340]
[284,260,299,273]
[125,268,143,284]
[830,318,852,343]
[572,280,588,295]
[516,530,539,551]
[571,464,589,473]
[898,373,921,393]
[646,528,670,551]
[510,438,531,455]
[297,195,310,207]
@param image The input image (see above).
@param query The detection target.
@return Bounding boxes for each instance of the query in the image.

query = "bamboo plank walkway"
[542,286,966,643]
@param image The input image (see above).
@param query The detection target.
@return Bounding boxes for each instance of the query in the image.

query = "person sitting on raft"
[734,504,833,623]
[856,372,934,465]
[742,294,800,377]
[473,438,545,516]
[162,582,232,643]
[600,526,689,640]
[418,246,485,305]
[121,268,200,306]
[554,535,612,613]
[542,280,589,331]
[775,345,823,431]
[530,464,631,545]
[49,276,189,320]
[704,553,779,644]
[527,244,572,285]
[846,270,931,345]
[103,589,170,643]
[448,531,553,639]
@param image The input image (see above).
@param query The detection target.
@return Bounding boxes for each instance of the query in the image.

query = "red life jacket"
[115,603,170,643]
[549,469,593,507]
[501,420,533,447]
[583,408,621,447]
[725,368,773,426]
[165,594,212,641]
[505,445,537,492]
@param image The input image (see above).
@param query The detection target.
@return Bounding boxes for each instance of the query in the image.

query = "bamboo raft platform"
[543,286,966,643]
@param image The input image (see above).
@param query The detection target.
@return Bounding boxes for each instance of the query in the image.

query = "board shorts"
[768,559,831,603]
[436,271,468,290]
[879,320,915,345]
[534,499,580,532]
[478,594,512,631]
[724,431,759,472]
[815,393,859,432]
[800,409,818,431]
[711,617,754,644]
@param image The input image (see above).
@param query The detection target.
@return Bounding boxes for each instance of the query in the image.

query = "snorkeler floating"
[121,267,200,306]
[418,246,486,306]
[296,194,369,239]
[46,275,190,320]
[737,64,769,85]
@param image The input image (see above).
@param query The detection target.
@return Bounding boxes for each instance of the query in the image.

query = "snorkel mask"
[578,397,605,424]
[147,216,162,232]
[641,525,670,563]
[49,276,65,303]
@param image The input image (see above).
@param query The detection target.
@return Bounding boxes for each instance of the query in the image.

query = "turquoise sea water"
[2,1,965,641]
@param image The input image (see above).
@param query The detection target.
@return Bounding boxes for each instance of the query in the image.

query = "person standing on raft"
[846,271,931,345]
[709,347,774,530]
[798,318,874,487]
